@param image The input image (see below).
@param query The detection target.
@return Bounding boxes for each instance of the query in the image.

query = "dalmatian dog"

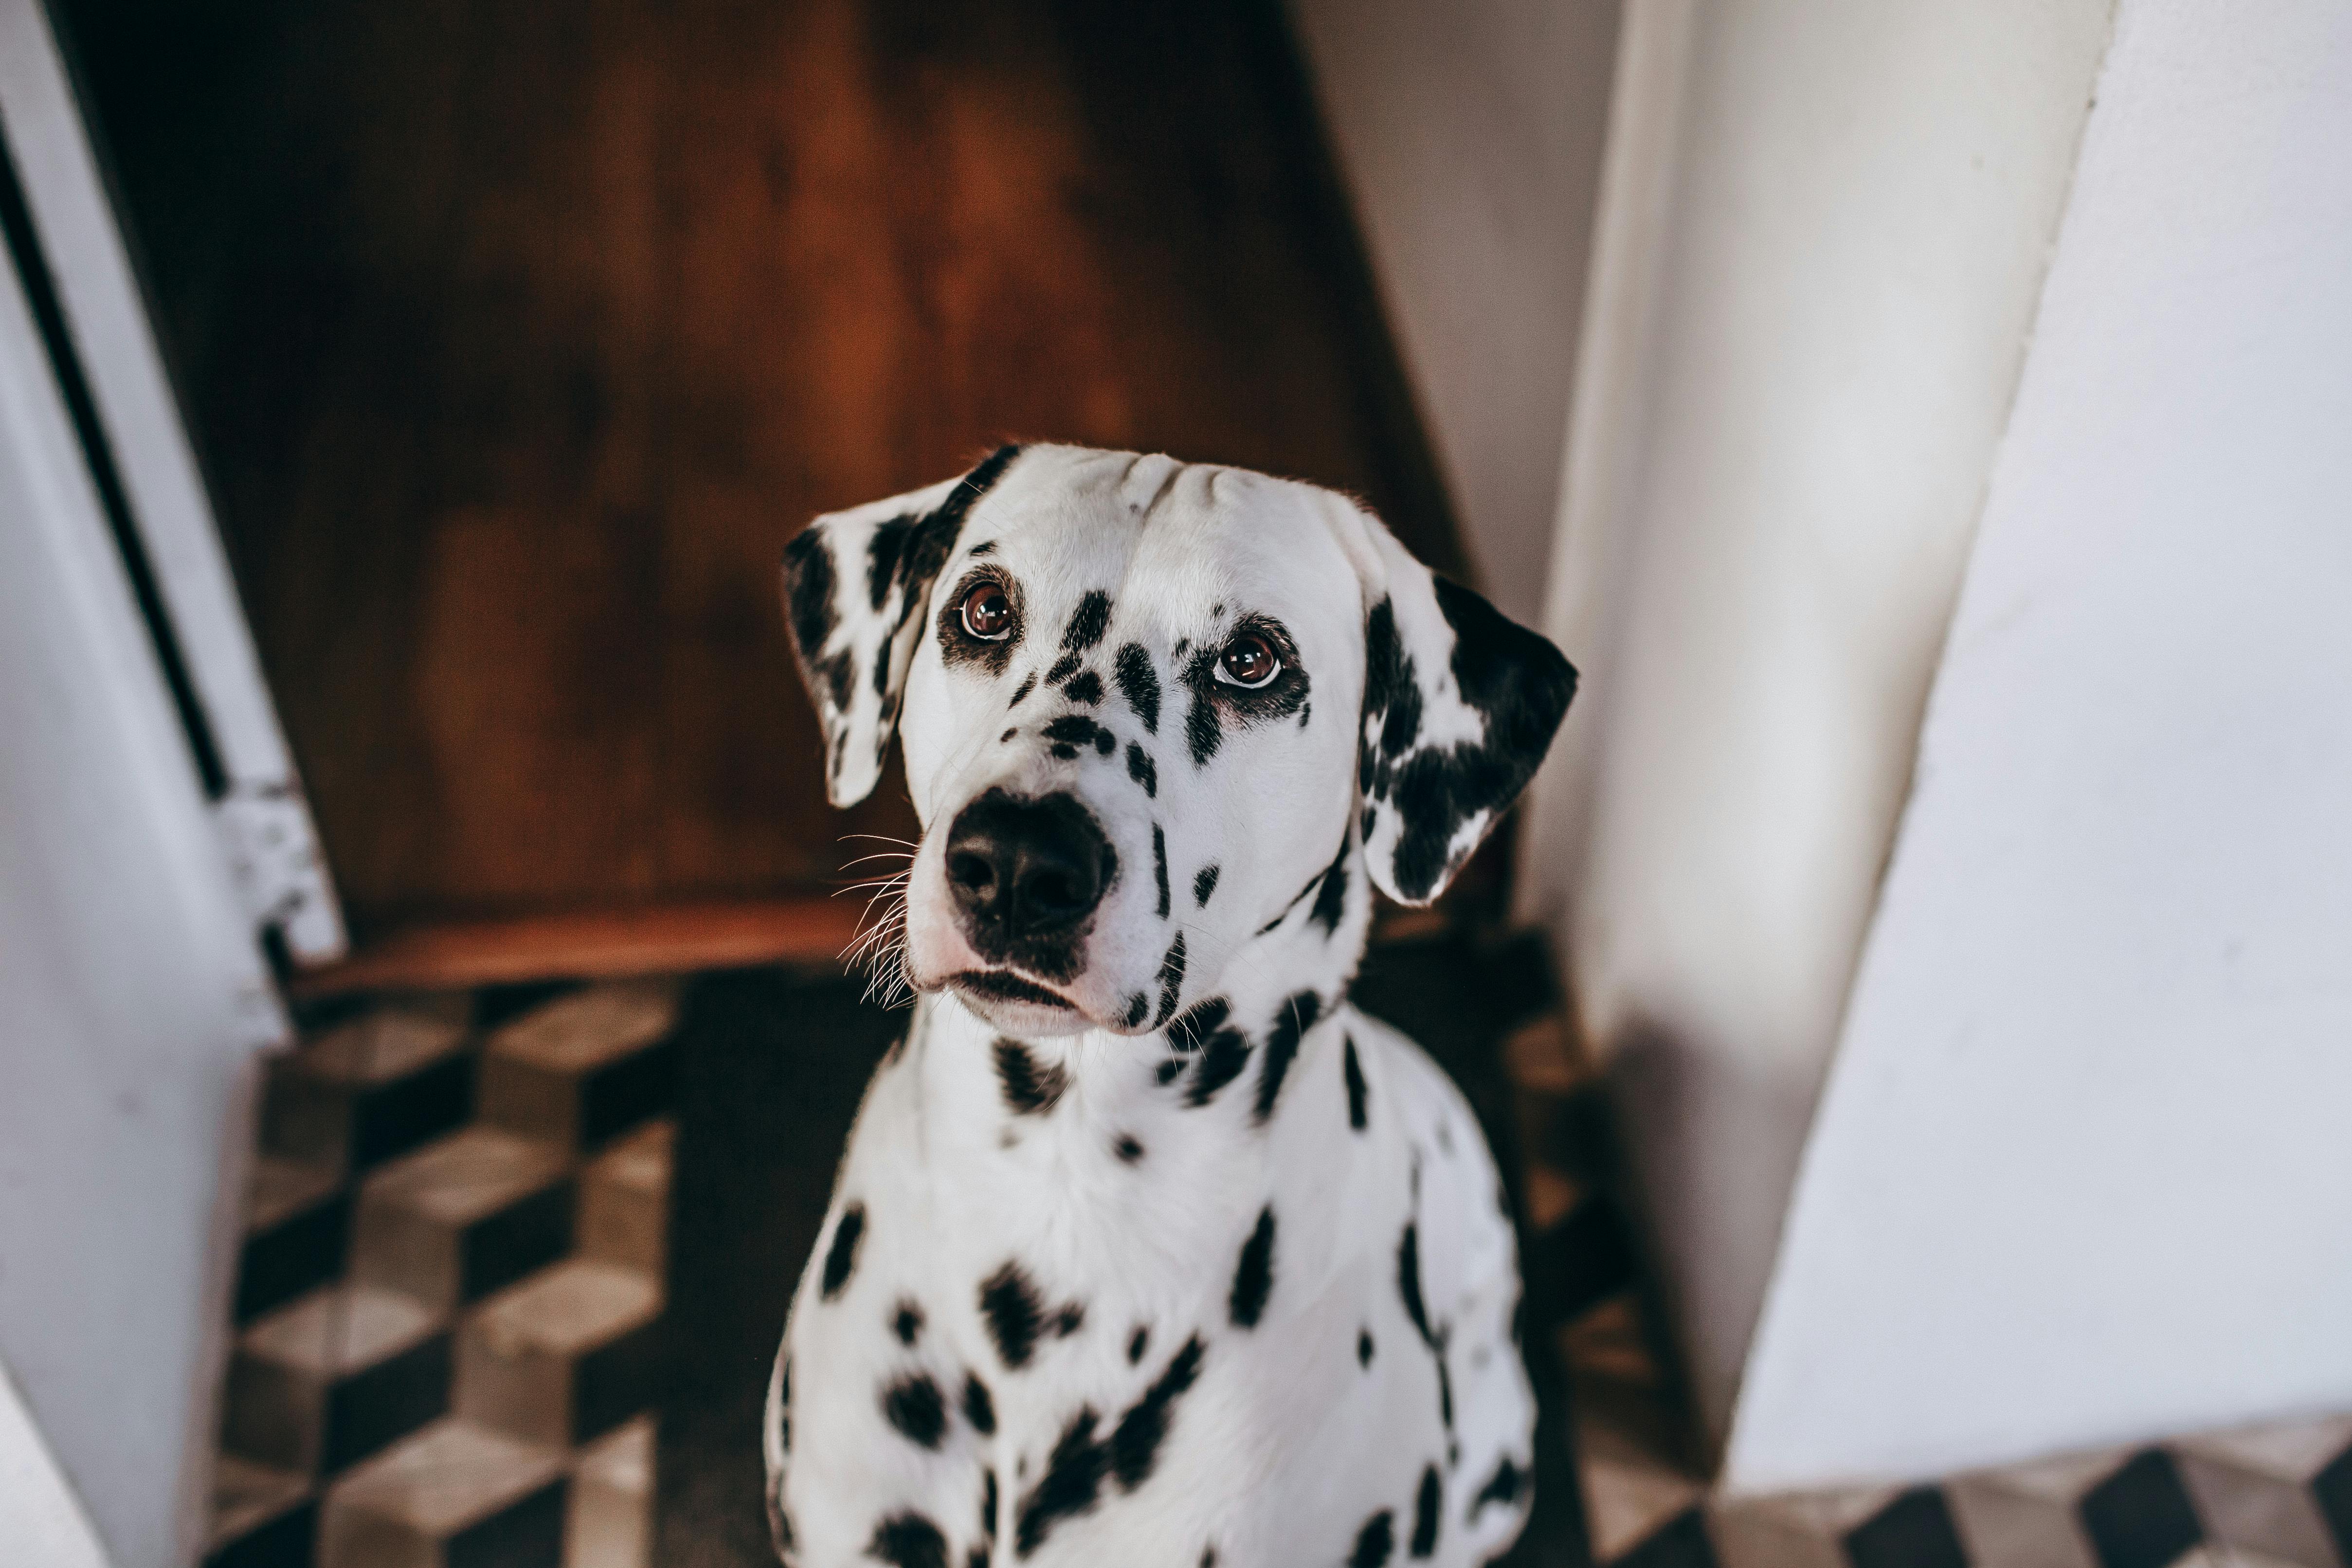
[766,445,1577,1568]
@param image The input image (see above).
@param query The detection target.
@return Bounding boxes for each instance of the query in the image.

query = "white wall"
[1515,0,2116,1449]
[1285,0,1618,627]
[1730,0,2352,1490]
[1,221,280,1563]
[0,1358,113,1568]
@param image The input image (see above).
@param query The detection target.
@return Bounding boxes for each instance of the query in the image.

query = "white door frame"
[0,0,344,963]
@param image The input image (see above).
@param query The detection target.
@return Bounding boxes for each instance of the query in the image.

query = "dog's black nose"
[945,790,1112,940]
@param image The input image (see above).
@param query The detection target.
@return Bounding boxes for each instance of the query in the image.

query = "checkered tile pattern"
[205,982,676,1568]
[1500,1009,2352,1568]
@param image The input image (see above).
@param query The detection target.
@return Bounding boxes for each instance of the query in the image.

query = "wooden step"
[352,1130,571,1312]
[577,1120,672,1276]
[566,1416,653,1568]
[206,1456,314,1568]
[455,1261,664,1449]
[319,1419,566,1568]
[263,1002,473,1179]
[237,1156,351,1325]
[221,1285,451,1478]
[479,982,678,1155]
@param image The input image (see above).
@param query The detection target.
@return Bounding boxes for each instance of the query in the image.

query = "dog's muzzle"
[942,789,1114,981]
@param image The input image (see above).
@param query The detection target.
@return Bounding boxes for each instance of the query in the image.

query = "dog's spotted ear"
[1333,500,1578,905]
[782,446,1022,806]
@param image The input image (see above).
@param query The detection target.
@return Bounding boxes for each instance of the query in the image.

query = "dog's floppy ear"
[1328,497,1578,904]
[782,446,1022,806]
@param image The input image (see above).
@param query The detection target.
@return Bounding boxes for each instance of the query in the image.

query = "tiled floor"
[205,983,675,1568]
[207,940,2351,1568]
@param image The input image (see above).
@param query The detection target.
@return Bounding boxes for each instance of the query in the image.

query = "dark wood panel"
[61,0,1463,949]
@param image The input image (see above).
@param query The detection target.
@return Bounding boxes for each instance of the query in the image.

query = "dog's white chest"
[764,995,1536,1567]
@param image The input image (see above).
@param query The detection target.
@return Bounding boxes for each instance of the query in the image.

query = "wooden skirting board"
[291,898,868,1000]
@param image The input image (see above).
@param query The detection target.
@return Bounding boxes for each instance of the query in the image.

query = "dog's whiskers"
[842,870,914,1011]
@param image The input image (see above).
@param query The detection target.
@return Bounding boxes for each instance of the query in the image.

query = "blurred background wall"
[1287,0,1618,630]
[1490,0,2117,1454]
[1732,0,2352,1491]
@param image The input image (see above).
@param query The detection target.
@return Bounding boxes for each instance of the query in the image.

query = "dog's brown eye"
[960,582,1013,641]
[1216,632,1281,689]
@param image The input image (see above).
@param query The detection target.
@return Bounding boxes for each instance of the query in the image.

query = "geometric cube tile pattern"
[206,982,676,1568]
[1500,1009,2352,1568]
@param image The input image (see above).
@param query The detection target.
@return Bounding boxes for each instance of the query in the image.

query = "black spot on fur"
[1128,1326,1150,1363]
[1364,598,1418,758]
[1183,650,1224,767]
[1362,580,1577,901]
[1300,701,1311,728]
[1062,591,1112,652]
[980,1467,999,1550]
[1009,672,1037,708]
[1359,1330,1375,1367]
[1043,715,1112,755]
[820,1204,864,1299]
[1397,1224,1434,1345]
[1411,1465,1442,1557]
[1229,1207,1276,1327]
[1110,1336,1205,1489]
[1264,839,1345,936]
[980,1262,1046,1370]
[969,540,997,557]
[783,525,835,655]
[781,526,855,715]
[1114,1134,1144,1164]
[1114,644,1161,732]
[1053,1303,1086,1338]
[1010,1338,1208,1555]
[1343,1037,1369,1131]
[1201,1550,1217,1568]
[1123,992,1150,1028]
[1050,743,1078,760]
[1063,669,1103,705]
[1044,652,1081,685]
[1350,1511,1396,1568]
[866,516,916,612]
[993,1038,1069,1116]
[1126,742,1158,797]
[963,1373,997,1435]
[869,1512,950,1568]
[1470,1458,1525,1520]
[873,637,896,696]
[1155,1059,1184,1085]
[1001,727,1017,743]
[1153,825,1170,918]
[1252,991,1322,1125]
[1185,1014,1253,1109]
[881,1373,947,1448]
[1166,997,1227,1052]
[893,1300,924,1345]
[1014,1408,1107,1555]
[1151,933,1187,1027]
[1193,864,1219,906]
[1310,837,1352,936]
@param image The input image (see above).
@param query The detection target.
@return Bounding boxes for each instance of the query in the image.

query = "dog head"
[782,446,1576,1038]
